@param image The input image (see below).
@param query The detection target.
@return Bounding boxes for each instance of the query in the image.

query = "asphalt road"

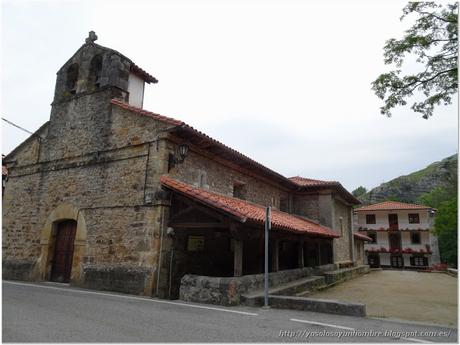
[2,281,457,343]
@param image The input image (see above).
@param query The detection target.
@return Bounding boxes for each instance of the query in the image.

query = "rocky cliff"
[359,154,457,205]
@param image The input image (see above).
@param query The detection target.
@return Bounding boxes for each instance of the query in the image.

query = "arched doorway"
[39,203,87,285]
[50,220,77,283]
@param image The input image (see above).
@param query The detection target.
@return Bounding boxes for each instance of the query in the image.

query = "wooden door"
[367,254,380,268]
[389,232,401,250]
[388,214,399,230]
[390,255,404,268]
[50,220,77,283]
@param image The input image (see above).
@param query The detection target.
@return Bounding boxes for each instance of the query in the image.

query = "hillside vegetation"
[359,154,457,205]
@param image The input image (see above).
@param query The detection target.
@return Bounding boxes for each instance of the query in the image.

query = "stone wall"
[169,148,290,209]
[180,264,337,306]
[53,43,132,103]
[333,197,353,263]
[292,194,319,221]
[2,81,171,295]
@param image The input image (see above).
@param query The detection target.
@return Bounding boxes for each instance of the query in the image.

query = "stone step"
[323,265,370,285]
[241,275,326,306]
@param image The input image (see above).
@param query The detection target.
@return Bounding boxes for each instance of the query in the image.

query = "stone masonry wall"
[2,88,171,295]
[333,197,353,263]
[292,194,319,221]
[169,147,290,208]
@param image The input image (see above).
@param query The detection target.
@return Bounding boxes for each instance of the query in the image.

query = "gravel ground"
[311,270,457,327]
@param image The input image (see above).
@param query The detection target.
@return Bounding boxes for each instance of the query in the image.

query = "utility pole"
[264,206,271,308]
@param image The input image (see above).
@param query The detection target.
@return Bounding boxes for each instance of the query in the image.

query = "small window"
[366,214,376,224]
[198,171,208,188]
[408,213,420,224]
[368,232,377,244]
[233,182,247,200]
[411,232,421,244]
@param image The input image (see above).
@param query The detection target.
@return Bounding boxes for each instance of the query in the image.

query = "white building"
[354,201,441,269]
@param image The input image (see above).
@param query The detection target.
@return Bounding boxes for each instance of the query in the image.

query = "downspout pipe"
[350,209,356,264]
[156,206,165,296]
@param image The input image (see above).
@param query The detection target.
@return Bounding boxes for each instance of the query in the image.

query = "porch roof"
[160,176,339,238]
[353,232,372,242]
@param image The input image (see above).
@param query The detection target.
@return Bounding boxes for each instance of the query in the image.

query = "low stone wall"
[262,295,366,317]
[81,266,151,295]
[2,260,37,281]
[180,264,338,306]
[447,268,458,277]
[323,265,370,285]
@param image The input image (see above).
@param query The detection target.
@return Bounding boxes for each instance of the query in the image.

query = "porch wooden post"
[317,241,321,266]
[298,240,304,268]
[271,239,279,272]
[234,240,243,277]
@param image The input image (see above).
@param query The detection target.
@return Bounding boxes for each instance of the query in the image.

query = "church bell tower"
[53,31,157,107]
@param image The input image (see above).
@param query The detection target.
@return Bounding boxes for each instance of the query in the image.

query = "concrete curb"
[252,295,366,317]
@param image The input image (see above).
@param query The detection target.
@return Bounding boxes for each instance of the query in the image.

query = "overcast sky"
[1,0,458,192]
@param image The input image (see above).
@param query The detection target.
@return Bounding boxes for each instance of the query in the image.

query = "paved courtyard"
[311,270,457,327]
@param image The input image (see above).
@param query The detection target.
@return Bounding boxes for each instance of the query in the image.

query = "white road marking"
[290,318,355,330]
[3,280,259,316]
[403,337,433,344]
[290,318,434,343]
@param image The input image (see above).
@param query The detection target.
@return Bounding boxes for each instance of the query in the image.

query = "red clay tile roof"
[353,232,372,242]
[111,99,183,126]
[160,176,339,238]
[289,176,338,187]
[130,63,158,84]
[355,201,432,212]
[111,99,359,202]
[289,176,361,205]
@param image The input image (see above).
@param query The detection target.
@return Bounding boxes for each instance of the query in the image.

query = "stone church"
[3,32,369,301]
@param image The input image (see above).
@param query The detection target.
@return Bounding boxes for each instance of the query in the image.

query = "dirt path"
[311,270,457,327]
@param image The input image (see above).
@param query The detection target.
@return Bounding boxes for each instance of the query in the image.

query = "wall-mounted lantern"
[168,144,189,171]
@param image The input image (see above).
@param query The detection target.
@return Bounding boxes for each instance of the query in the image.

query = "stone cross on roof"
[85,31,98,44]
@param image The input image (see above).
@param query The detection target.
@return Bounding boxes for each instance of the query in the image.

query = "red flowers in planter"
[431,263,448,271]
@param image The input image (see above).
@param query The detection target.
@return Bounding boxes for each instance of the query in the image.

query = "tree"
[433,197,457,266]
[372,2,458,119]
[352,186,367,197]
[418,186,456,208]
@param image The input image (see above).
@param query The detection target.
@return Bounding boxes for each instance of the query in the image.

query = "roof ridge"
[355,200,432,211]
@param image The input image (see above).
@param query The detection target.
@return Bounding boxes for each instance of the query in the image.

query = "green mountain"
[359,154,457,205]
